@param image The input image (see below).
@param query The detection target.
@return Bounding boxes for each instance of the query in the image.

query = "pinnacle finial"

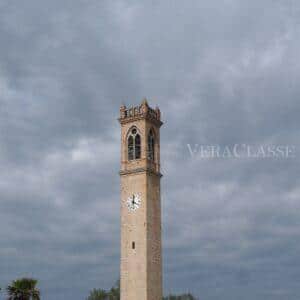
[141,98,148,106]
[120,103,127,118]
[155,106,161,120]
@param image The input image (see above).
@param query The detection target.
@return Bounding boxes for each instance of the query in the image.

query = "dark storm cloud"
[0,0,299,299]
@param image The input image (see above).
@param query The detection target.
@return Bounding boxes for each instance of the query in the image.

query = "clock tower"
[119,99,163,300]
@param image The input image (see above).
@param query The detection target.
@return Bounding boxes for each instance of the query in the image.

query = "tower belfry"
[119,99,163,300]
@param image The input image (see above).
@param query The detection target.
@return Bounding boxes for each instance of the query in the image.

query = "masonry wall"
[146,172,162,300]
[120,172,147,300]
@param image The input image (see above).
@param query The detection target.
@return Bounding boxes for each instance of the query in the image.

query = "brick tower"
[119,99,163,300]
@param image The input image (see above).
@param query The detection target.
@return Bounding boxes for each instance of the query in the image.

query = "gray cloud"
[0,0,300,299]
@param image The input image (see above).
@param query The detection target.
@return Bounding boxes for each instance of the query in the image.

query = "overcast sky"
[0,0,300,299]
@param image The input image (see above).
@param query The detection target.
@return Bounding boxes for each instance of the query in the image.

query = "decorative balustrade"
[119,99,161,124]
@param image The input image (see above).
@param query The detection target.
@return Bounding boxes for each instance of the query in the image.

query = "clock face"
[127,194,141,211]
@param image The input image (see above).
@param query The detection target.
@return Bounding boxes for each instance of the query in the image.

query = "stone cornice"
[118,115,163,127]
[119,167,163,178]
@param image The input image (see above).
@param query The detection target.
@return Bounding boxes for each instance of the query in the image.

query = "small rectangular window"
[132,241,135,249]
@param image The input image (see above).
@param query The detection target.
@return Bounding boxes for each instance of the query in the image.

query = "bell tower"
[119,99,163,300]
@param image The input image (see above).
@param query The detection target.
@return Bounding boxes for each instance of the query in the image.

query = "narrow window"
[148,129,155,160]
[132,241,135,249]
[135,134,141,159]
[128,135,134,160]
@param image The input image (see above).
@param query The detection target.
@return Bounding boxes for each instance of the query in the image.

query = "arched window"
[128,128,141,160]
[148,129,155,161]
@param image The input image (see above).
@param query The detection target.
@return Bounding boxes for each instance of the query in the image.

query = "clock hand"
[132,195,136,205]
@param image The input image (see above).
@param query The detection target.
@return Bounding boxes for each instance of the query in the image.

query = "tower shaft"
[119,100,163,300]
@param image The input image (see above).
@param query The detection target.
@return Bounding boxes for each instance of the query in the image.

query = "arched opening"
[148,129,155,161]
[127,127,141,160]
